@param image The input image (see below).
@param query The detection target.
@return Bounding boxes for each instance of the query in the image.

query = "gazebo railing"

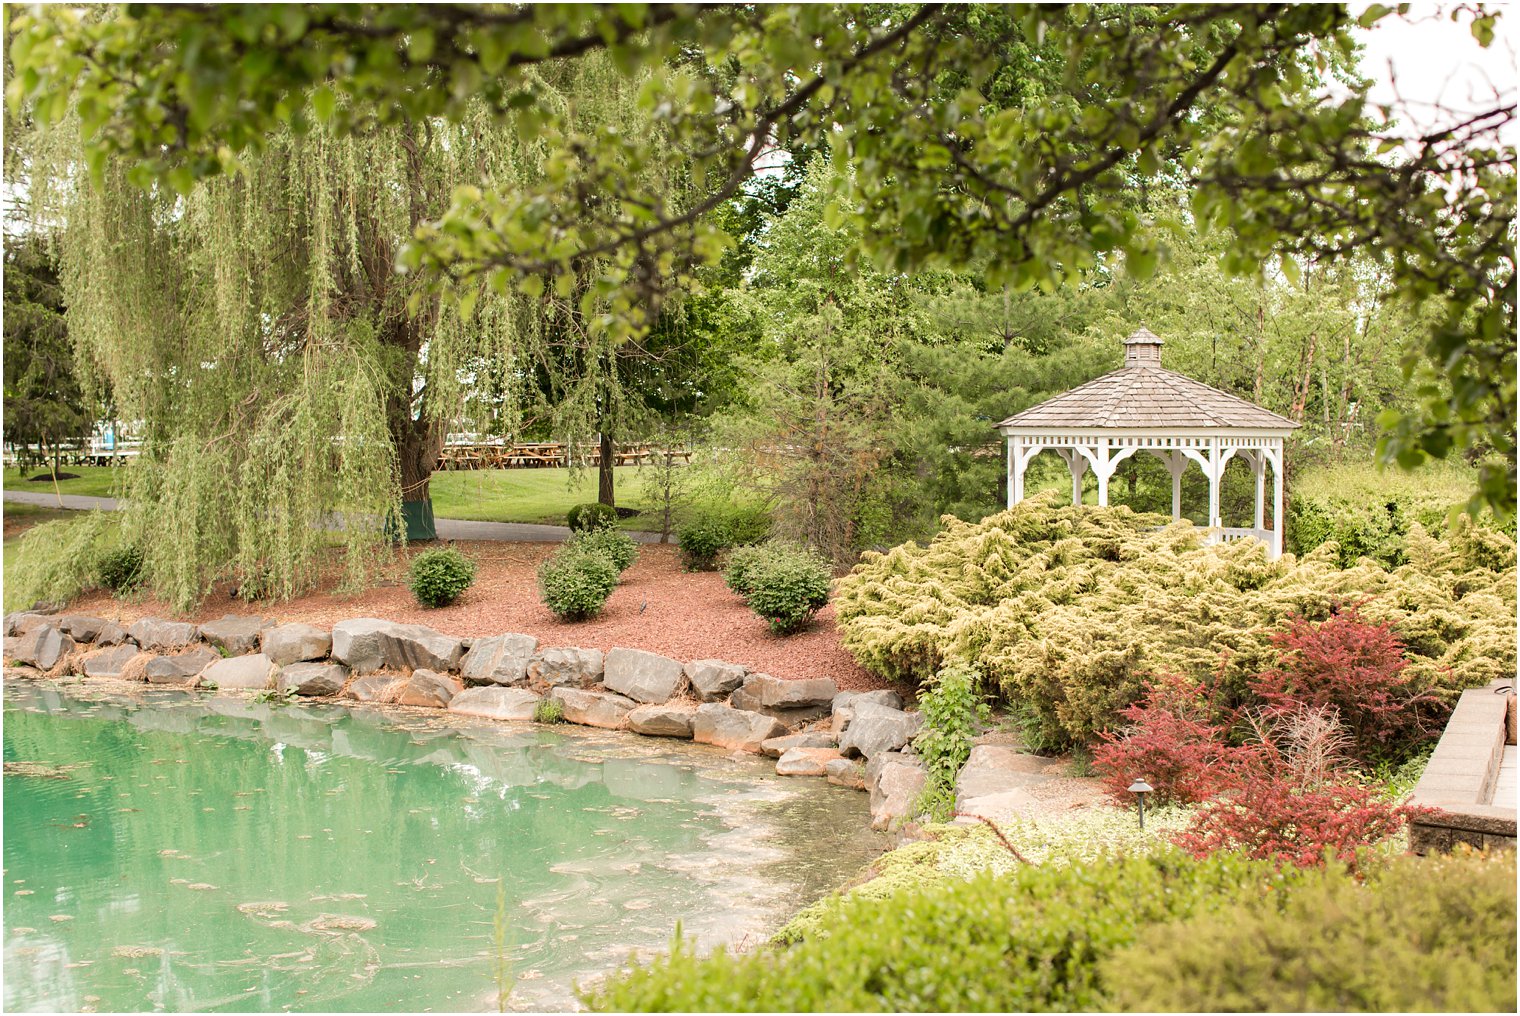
[1207,526,1274,547]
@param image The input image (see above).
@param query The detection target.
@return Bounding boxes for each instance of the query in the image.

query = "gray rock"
[604,647,686,703]
[127,617,199,650]
[16,625,75,670]
[395,669,460,708]
[692,704,788,754]
[627,702,698,738]
[95,623,129,647]
[4,612,51,637]
[449,686,542,721]
[198,614,275,655]
[261,623,333,666]
[866,751,927,831]
[347,674,401,702]
[460,633,538,686]
[826,756,867,791]
[830,689,906,733]
[528,647,605,689]
[776,746,843,777]
[737,672,838,709]
[954,745,1066,808]
[548,687,635,729]
[81,644,143,680]
[684,659,747,701]
[145,645,220,685]
[201,653,276,690]
[57,615,112,642]
[330,618,464,675]
[276,662,349,697]
[760,730,839,758]
[840,706,923,760]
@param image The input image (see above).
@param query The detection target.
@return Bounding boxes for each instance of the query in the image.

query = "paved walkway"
[2,489,664,544]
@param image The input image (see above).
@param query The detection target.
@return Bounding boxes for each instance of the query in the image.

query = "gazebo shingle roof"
[996,329,1299,431]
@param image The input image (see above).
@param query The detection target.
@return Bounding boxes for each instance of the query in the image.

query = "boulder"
[548,687,636,729]
[127,617,199,650]
[626,702,698,738]
[81,644,144,681]
[839,706,923,760]
[94,623,129,647]
[15,625,75,670]
[330,618,464,675]
[198,614,275,655]
[276,662,349,697]
[692,704,788,754]
[460,633,538,686]
[736,672,838,709]
[528,647,605,689]
[4,612,51,637]
[760,730,839,758]
[684,659,747,701]
[830,689,905,733]
[200,653,276,691]
[57,615,112,643]
[395,669,460,708]
[825,756,868,791]
[776,746,843,777]
[260,623,333,666]
[347,675,401,702]
[145,645,220,685]
[954,745,1066,809]
[449,686,542,722]
[866,751,927,831]
[603,648,685,703]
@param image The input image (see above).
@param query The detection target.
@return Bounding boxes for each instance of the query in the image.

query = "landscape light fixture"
[1128,778,1154,830]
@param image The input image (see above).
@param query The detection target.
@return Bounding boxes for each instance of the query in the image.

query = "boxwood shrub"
[567,502,618,532]
[538,549,618,620]
[408,546,476,607]
[567,525,638,574]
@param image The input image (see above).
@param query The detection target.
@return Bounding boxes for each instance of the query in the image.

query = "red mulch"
[62,541,890,691]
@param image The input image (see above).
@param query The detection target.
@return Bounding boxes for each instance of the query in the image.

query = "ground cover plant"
[836,493,1516,750]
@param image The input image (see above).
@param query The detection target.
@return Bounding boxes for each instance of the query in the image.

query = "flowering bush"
[1250,607,1435,762]
[1091,673,1254,805]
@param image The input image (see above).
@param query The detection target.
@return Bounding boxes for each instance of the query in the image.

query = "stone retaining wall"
[1408,680,1517,854]
[3,610,926,830]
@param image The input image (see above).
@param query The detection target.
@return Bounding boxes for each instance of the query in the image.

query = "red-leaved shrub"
[1250,607,1434,762]
[1173,771,1420,870]
[1092,673,1256,805]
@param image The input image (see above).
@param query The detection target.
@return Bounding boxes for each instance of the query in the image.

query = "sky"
[1354,1,1518,142]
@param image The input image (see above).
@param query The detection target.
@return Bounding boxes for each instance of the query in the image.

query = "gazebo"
[995,327,1298,559]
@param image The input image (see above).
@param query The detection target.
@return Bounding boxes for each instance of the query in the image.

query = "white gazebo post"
[994,327,1299,560]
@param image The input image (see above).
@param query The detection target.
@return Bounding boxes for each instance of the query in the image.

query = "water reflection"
[3,680,886,1012]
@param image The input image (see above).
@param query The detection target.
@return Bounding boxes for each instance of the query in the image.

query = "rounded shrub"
[677,517,731,571]
[722,543,770,597]
[408,546,477,607]
[538,549,618,621]
[97,544,145,593]
[568,525,638,574]
[744,548,832,634]
[567,502,618,532]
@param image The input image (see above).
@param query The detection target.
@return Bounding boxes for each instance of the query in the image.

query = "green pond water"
[2,681,887,1012]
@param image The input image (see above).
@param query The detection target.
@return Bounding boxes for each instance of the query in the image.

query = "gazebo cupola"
[995,327,1299,558]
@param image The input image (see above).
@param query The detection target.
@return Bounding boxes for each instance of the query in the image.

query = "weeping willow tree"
[16,52,684,610]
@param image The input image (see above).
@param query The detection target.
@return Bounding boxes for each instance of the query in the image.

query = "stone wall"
[3,609,926,830]
[1408,680,1517,854]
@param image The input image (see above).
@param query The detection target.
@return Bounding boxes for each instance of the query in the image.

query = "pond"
[2,680,888,1012]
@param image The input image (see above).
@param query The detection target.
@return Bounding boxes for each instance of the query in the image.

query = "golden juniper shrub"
[836,492,1517,748]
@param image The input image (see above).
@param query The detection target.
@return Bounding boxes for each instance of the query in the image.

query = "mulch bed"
[63,541,891,691]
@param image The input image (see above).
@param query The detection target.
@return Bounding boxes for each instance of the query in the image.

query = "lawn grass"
[3,465,119,498]
[2,463,705,532]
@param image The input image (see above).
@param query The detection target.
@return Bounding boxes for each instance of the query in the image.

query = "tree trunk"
[598,430,615,507]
